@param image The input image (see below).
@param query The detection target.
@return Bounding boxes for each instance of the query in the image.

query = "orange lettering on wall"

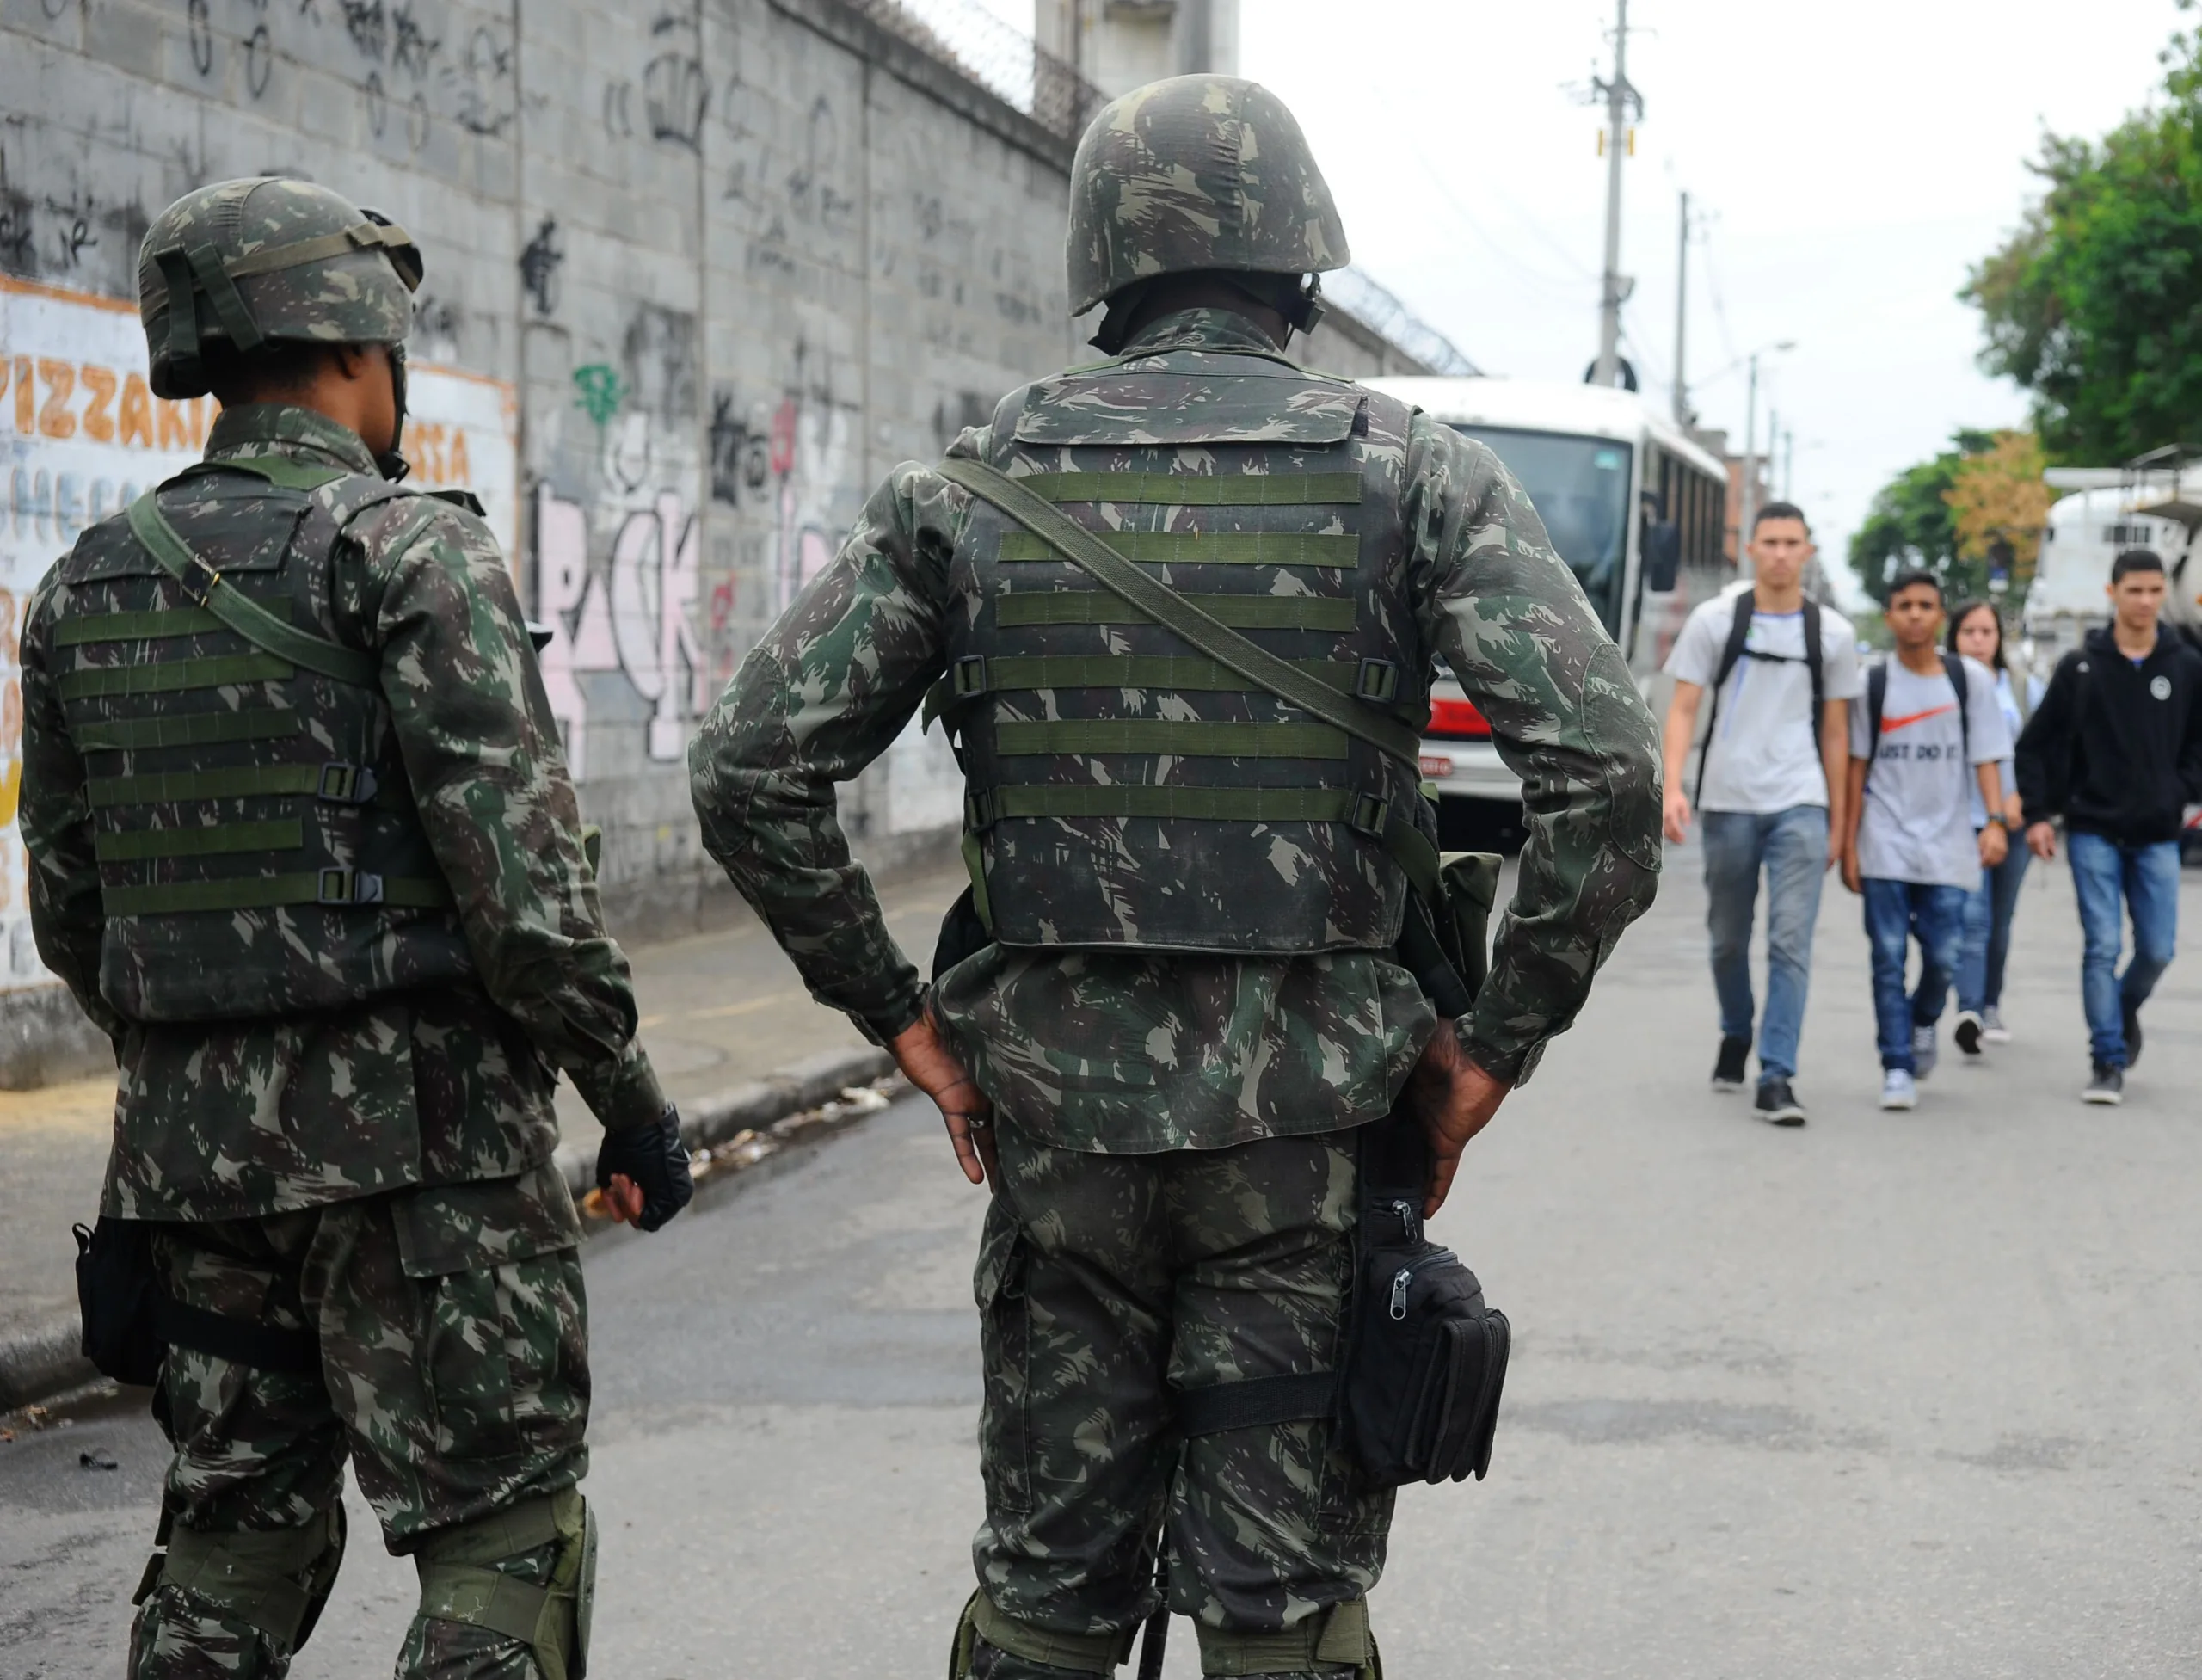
[12,358,32,434]
[157,392,195,450]
[119,373,155,447]
[0,671,18,752]
[81,365,118,443]
[448,429,471,484]
[0,760,22,833]
[36,360,77,439]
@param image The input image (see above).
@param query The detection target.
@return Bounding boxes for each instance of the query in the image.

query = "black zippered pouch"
[1342,1123,1510,1486]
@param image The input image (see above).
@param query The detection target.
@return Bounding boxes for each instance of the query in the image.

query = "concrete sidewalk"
[0,861,969,1401]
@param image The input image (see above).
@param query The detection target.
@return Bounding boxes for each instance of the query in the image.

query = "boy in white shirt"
[1662,504,1862,1126]
[1840,571,2012,1110]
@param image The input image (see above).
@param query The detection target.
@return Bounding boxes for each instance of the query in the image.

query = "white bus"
[2028,466,2202,667]
[1366,377,1731,848]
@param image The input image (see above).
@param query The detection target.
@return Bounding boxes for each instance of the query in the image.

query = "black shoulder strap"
[1863,660,1888,789]
[151,1291,321,1375]
[1693,592,1758,808]
[1803,599,1824,722]
[1941,652,1971,754]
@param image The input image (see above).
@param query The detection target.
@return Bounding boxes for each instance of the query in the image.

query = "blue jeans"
[1701,807,1828,1083]
[2067,832,2180,1067]
[1956,836,2032,1013]
[1862,879,1969,1071]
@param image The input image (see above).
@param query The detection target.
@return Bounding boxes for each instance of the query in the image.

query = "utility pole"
[1590,0,1641,388]
[1740,355,1760,577]
[1783,428,1795,502]
[1672,188,1691,427]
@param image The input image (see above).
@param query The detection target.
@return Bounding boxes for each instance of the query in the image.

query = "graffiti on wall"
[0,274,517,994]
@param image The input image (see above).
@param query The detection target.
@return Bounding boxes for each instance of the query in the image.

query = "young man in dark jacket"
[2016,549,2202,1103]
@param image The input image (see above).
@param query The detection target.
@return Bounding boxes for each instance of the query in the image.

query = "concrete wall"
[0,0,1430,1082]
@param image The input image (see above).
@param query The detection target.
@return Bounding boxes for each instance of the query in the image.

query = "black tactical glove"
[595,1104,694,1232]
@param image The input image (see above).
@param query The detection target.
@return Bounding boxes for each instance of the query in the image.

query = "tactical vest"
[49,456,471,1023]
[933,346,1433,954]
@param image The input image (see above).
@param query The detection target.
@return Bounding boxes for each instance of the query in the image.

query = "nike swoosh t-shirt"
[1850,655,2013,886]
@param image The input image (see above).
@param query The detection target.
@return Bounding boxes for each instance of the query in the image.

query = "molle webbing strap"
[76,710,303,752]
[997,592,1356,631]
[1173,1371,1338,1436]
[88,763,384,809]
[222,220,418,280]
[995,719,1350,759]
[59,653,292,700]
[103,870,453,917]
[921,655,1363,733]
[998,531,1357,567]
[940,458,1422,770]
[54,607,227,645]
[1018,471,1362,505]
[126,487,380,687]
[95,820,302,863]
[971,785,1377,826]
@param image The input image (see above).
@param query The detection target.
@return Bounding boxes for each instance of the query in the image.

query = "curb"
[0,1043,900,1417]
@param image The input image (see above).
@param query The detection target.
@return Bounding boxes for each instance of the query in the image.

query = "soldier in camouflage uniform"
[19,177,694,1680]
[690,77,1661,1677]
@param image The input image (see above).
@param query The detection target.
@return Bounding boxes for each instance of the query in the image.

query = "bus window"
[1451,425,1632,636]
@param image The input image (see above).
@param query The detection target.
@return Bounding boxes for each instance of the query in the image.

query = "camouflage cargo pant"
[973,1119,1391,1670]
[132,1161,590,1680]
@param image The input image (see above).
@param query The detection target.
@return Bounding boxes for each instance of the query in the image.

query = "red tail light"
[1426,696,1492,741]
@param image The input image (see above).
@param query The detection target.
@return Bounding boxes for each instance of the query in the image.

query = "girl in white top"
[1949,600,2044,1050]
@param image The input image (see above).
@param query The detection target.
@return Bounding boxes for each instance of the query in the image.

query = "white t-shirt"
[1852,655,2014,888]
[1665,595,1864,814]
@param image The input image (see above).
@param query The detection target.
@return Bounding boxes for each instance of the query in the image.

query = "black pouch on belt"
[74,1216,166,1387]
[1340,1113,1511,1487]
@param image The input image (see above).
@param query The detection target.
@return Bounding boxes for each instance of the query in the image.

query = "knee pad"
[949,1589,1135,1678]
[415,1487,594,1680]
[1194,1598,1381,1679]
[132,1501,346,1676]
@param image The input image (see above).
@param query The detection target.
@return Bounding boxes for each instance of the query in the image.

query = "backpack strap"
[1861,660,1889,791]
[1803,598,1825,723]
[1692,592,1757,808]
[1941,652,1971,757]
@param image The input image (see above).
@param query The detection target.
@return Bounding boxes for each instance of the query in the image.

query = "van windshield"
[1450,426,1633,635]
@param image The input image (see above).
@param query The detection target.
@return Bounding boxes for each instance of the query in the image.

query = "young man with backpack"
[1662,502,1863,1125]
[2014,549,2202,1104]
[1839,571,2011,1111]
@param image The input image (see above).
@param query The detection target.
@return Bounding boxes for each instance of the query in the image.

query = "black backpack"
[1862,654,1971,788]
[1695,591,1824,805]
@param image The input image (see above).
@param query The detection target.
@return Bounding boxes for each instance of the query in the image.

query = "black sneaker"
[1711,1036,1750,1092]
[1755,1078,1806,1126]
[2121,1002,2144,1069]
[2083,1062,2125,1105]
[1953,1011,1984,1056]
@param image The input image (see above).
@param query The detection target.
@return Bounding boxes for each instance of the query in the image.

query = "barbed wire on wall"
[1325,268,1481,378]
[854,0,1104,142]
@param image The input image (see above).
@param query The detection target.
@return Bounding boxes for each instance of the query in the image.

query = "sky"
[1228,0,2187,604]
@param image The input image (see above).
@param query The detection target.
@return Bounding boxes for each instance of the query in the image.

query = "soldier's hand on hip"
[1405,1024,1510,1219]
[889,1004,997,1188]
[597,1104,695,1231]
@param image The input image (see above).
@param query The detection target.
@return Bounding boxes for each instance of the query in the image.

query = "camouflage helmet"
[1066,74,1350,318]
[138,177,422,399]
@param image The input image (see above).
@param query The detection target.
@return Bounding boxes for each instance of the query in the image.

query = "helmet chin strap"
[374,343,411,482]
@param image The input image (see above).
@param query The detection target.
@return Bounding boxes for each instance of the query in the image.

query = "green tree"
[1964,6,2202,462]
[1849,430,1996,606]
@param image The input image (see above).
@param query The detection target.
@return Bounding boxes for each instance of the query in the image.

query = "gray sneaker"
[1912,1023,1938,1079]
[1981,1006,2011,1044]
[2083,1062,2125,1105]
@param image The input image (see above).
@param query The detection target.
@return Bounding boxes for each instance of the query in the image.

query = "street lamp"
[1738,339,1795,578]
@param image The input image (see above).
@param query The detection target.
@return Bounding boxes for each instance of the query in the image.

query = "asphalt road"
[4,850,2199,1678]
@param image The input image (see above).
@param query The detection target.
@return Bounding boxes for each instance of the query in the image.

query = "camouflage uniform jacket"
[690,311,1662,1153]
[21,403,666,1219]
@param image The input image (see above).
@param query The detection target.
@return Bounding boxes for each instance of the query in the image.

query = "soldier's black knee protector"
[128,1499,346,1678]
[414,1486,595,1680]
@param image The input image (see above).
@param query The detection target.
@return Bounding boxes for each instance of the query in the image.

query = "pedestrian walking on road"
[691,74,1662,1680]
[1661,503,1863,1125]
[1947,600,2040,1055]
[18,179,692,1680]
[2014,549,2202,1104]
[1840,573,2012,1111]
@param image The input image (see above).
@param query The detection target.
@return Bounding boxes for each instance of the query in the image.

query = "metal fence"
[854,0,1105,144]
[1326,268,1481,378]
